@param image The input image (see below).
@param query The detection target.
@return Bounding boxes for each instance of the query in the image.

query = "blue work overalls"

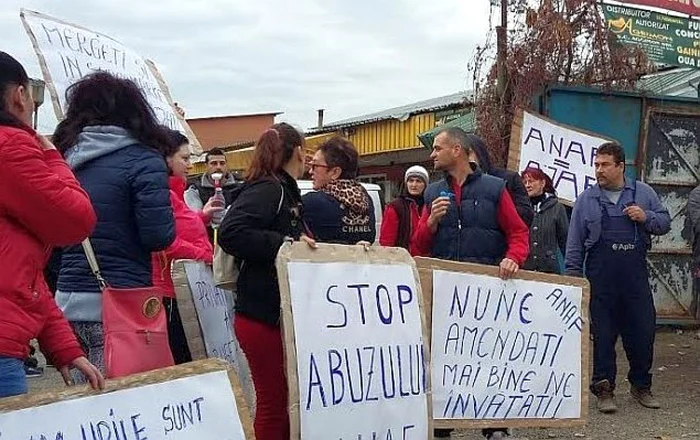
[586,184,656,393]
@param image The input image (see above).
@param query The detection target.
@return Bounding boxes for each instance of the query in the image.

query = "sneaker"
[630,386,661,409]
[434,428,453,438]
[592,379,618,414]
[488,431,509,439]
[24,366,44,378]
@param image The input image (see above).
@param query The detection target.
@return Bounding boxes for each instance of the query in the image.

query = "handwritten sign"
[20,9,202,153]
[172,260,256,414]
[508,108,615,203]
[0,360,249,440]
[276,244,431,440]
[416,258,589,429]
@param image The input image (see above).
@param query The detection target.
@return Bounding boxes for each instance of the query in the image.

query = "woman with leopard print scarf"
[303,136,376,245]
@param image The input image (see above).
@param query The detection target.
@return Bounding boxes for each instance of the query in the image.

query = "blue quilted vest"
[424,171,507,265]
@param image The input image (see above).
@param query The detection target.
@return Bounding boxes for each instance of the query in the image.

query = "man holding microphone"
[566,141,670,414]
[411,127,529,439]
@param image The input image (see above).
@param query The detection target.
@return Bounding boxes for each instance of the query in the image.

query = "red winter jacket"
[152,176,213,298]
[379,199,421,255]
[0,125,96,367]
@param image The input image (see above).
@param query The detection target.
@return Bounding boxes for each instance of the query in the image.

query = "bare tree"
[471,0,654,167]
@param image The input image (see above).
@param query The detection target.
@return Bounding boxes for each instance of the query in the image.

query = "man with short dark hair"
[412,127,529,440]
[184,148,241,241]
[566,141,670,414]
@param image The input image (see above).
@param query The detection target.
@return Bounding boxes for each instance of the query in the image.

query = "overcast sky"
[3,0,492,133]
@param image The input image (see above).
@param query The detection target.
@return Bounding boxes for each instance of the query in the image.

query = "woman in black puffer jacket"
[218,122,313,440]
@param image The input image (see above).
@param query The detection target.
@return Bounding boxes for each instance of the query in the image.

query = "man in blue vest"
[566,141,670,414]
[412,127,529,439]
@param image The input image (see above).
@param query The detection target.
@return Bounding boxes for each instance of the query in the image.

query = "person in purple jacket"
[565,141,670,415]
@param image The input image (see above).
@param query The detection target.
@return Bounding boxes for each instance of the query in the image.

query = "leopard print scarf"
[322,179,370,219]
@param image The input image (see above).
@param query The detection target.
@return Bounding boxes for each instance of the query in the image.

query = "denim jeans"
[0,356,28,398]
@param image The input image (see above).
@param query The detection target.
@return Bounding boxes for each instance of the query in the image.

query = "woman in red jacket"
[152,129,221,364]
[0,51,104,397]
[379,165,429,253]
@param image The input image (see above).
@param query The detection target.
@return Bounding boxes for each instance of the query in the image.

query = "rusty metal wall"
[641,109,700,324]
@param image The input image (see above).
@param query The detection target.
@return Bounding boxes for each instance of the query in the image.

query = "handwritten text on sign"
[432,270,583,420]
[184,262,238,364]
[21,10,184,131]
[0,371,244,440]
[517,110,610,202]
[288,262,429,440]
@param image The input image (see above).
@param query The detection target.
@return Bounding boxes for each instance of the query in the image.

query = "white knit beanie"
[405,165,429,184]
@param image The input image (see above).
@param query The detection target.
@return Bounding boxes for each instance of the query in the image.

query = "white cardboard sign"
[181,261,256,413]
[0,371,245,440]
[431,269,584,421]
[516,110,612,203]
[20,9,186,134]
[288,261,429,440]
[184,262,238,364]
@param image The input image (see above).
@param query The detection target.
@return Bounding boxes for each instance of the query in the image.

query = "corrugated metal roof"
[308,91,473,133]
[637,67,700,98]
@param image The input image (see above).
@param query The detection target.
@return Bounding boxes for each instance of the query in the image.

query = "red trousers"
[235,314,289,440]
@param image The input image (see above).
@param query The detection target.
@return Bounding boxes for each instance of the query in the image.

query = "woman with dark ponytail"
[218,122,314,440]
[0,52,104,397]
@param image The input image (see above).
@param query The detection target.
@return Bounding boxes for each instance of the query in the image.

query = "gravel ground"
[26,329,700,440]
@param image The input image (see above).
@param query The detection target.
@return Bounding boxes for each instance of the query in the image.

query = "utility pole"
[496,0,508,100]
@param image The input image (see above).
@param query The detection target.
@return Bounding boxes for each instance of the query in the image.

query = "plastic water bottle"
[210,174,226,229]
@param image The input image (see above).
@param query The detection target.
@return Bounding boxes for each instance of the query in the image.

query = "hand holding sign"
[498,257,519,280]
[59,356,104,390]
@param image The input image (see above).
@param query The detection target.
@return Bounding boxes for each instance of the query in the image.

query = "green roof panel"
[418,112,476,149]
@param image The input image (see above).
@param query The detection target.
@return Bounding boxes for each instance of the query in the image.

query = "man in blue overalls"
[565,141,670,414]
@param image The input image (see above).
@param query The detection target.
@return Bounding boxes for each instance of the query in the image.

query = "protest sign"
[19,9,202,154]
[0,359,253,439]
[602,3,700,68]
[171,260,256,413]
[508,108,615,204]
[416,257,590,429]
[276,243,431,440]
[617,0,700,16]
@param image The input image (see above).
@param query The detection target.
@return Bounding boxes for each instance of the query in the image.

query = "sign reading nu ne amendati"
[602,3,700,68]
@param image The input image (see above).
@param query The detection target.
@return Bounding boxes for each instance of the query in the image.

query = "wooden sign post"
[276,243,432,440]
[416,257,590,430]
[0,359,254,439]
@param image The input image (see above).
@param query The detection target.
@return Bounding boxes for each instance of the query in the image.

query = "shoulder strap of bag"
[81,239,108,290]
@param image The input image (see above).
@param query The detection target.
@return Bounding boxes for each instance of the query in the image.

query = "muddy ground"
[26,330,700,440]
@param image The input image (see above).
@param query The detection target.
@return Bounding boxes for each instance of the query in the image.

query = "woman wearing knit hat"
[379,165,429,253]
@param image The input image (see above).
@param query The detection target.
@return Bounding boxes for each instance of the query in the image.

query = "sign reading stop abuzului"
[617,0,700,17]
[602,3,700,68]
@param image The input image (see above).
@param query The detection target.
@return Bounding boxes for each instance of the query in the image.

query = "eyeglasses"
[309,162,331,171]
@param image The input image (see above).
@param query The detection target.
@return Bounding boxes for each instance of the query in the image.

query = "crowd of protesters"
[0,50,676,440]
